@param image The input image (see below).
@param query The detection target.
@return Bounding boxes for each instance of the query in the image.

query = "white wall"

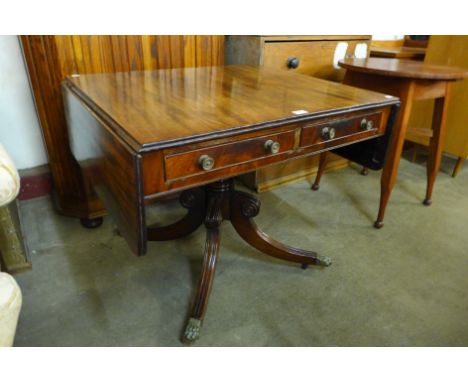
[0,35,47,170]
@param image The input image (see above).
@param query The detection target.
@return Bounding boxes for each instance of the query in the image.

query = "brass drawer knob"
[361,118,374,131]
[321,127,336,140]
[264,139,281,154]
[198,155,215,171]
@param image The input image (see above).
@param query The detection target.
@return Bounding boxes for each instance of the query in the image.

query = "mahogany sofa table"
[313,58,468,228]
[63,65,398,343]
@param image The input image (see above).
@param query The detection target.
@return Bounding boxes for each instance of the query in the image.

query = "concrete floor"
[13,155,468,346]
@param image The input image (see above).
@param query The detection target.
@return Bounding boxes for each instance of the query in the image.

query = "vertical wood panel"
[126,35,144,70]
[97,35,115,72]
[21,35,225,219]
[183,35,197,67]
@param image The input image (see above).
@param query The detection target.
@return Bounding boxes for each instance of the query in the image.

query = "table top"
[65,65,397,150]
[370,46,426,60]
[339,58,468,81]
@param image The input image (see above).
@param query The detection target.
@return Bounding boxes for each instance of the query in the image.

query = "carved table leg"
[311,152,327,190]
[147,180,330,343]
[147,188,205,241]
[183,187,224,343]
[230,190,331,267]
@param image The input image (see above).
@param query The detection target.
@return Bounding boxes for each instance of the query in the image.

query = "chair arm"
[0,272,22,346]
[0,144,20,207]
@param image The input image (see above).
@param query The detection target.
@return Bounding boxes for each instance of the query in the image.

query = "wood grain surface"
[66,65,397,149]
[63,83,146,256]
[370,46,426,60]
[65,65,399,254]
[21,35,224,219]
[406,36,468,165]
[225,35,373,191]
[339,58,468,80]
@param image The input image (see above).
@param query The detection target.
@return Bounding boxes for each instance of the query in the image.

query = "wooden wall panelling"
[20,35,225,219]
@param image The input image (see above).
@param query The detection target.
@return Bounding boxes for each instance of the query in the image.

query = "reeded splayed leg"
[230,190,331,267]
[147,188,205,241]
[149,179,331,343]
[183,185,225,343]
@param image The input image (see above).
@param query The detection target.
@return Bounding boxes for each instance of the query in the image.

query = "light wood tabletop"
[370,46,426,60]
[311,57,468,227]
[339,58,468,80]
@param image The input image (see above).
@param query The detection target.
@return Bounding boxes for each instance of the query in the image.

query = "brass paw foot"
[183,318,202,343]
[302,255,331,269]
[423,198,432,206]
[316,255,332,267]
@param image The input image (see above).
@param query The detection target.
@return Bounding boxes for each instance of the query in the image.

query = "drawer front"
[263,40,370,82]
[164,130,296,181]
[300,112,383,148]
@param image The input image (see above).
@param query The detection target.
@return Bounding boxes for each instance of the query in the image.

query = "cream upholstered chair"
[0,273,22,346]
[0,143,22,346]
[0,143,20,206]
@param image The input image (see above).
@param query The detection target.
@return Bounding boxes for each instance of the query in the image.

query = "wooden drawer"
[226,36,373,192]
[263,40,370,82]
[300,112,383,149]
[164,130,296,181]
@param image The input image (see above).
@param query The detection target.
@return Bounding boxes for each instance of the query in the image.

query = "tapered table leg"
[374,82,415,228]
[424,88,451,206]
[452,157,465,178]
[311,152,327,190]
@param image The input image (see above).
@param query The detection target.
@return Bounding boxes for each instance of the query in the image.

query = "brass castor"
[423,199,432,206]
[80,217,103,229]
[302,255,331,268]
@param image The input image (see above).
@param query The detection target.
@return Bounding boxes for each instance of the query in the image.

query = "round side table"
[313,57,468,227]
